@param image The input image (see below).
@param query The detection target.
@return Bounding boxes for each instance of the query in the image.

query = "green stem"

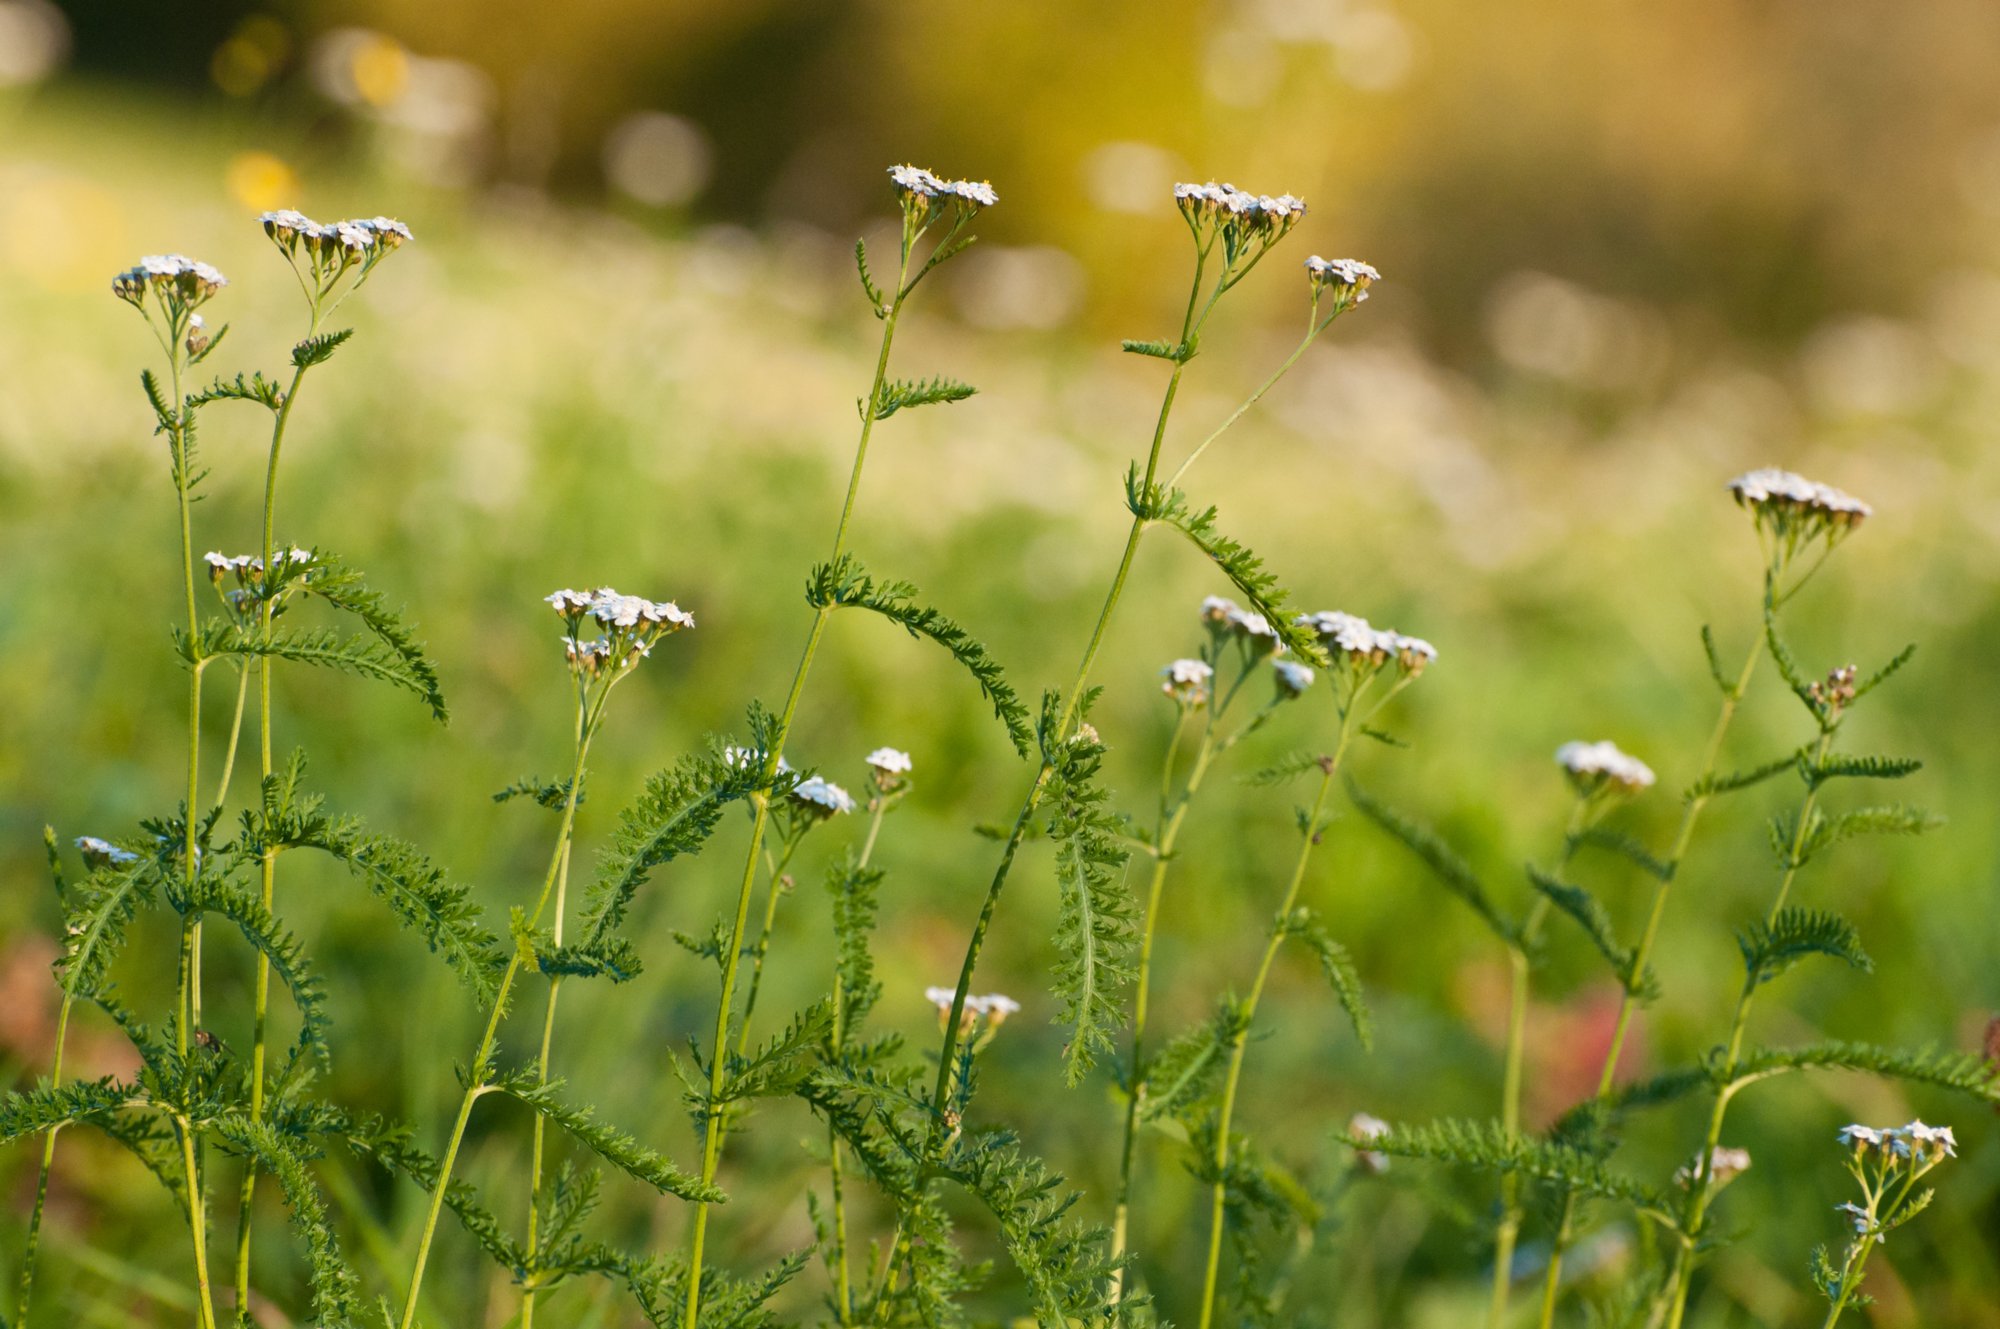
[681,230,916,1329]
[735,837,804,1058]
[234,357,312,1316]
[1196,736,1350,1329]
[211,664,252,809]
[1537,634,1764,1327]
[521,838,574,1329]
[1660,725,1836,1329]
[14,989,75,1325]
[399,713,597,1329]
[177,1114,220,1329]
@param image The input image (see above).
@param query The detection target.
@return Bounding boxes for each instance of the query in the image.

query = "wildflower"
[1305,256,1380,302]
[1675,1145,1751,1189]
[1273,658,1316,698]
[562,636,613,677]
[369,217,413,249]
[1837,1123,1885,1153]
[1555,740,1656,797]
[1726,467,1872,545]
[791,775,856,819]
[1161,658,1215,707]
[979,994,1021,1027]
[1835,1201,1871,1235]
[1807,665,1858,715]
[75,836,138,869]
[1382,631,1437,677]
[1072,722,1101,747]
[924,985,957,1013]
[724,746,792,776]
[1174,181,1306,253]
[1298,610,1382,660]
[545,588,593,619]
[888,164,996,217]
[204,551,234,583]
[260,209,315,250]
[1897,1120,1957,1161]
[112,254,227,313]
[866,746,913,794]
[1348,1112,1392,1174]
[890,164,944,200]
[1299,611,1436,681]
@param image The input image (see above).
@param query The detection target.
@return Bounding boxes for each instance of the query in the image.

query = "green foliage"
[1043,693,1137,1085]
[1120,337,1196,363]
[711,1001,834,1105]
[1528,866,1652,997]
[625,1249,811,1328]
[174,873,332,1071]
[189,370,283,411]
[0,1077,133,1146]
[1736,906,1872,987]
[1686,750,1802,800]
[1280,907,1373,1050]
[295,551,448,721]
[1244,749,1329,787]
[1725,1040,2000,1101]
[292,328,354,368]
[1566,826,1672,881]
[494,775,583,809]
[210,1114,358,1325]
[807,555,1033,756]
[1775,803,1943,868]
[935,1128,1116,1327]
[1853,643,1917,701]
[179,620,443,714]
[1339,1118,1671,1213]
[1700,624,1733,695]
[869,374,977,419]
[487,1070,723,1202]
[1347,781,1517,946]
[1125,470,1327,666]
[578,744,764,959]
[1800,753,1923,789]
[826,851,885,1040]
[854,237,885,312]
[1140,999,1249,1124]
[50,851,155,1002]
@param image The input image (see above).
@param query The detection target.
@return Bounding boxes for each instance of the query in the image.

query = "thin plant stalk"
[1110,665,1272,1305]
[1534,634,1764,1324]
[520,838,574,1329]
[734,834,807,1058]
[1194,720,1358,1329]
[399,697,602,1329]
[233,348,316,1313]
[1659,726,1837,1329]
[681,205,948,1329]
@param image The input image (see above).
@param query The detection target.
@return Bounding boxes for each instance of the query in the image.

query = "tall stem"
[1195,737,1349,1329]
[1659,726,1836,1329]
[14,983,75,1324]
[1109,710,1211,1306]
[1536,635,1763,1326]
[521,838,574,1329]
[399,715,596,1329]
[681,233,915,1329]
[234,358,312,1314]
[735,837,805,1058]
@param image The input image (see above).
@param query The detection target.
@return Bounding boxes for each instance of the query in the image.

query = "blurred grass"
[1,87,1998,1328]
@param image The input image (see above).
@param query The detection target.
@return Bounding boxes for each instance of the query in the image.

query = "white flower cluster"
[1201,595,1281,654]
[112,254,229,311]
[1554,740,1656,796]
[1297,611,1436,677]
[261,210,413,265]
[866,746,913,792]
[791,775,857,819]
[1674,1145,1752,1190]
[1304,255,1381,301]
[888,164,999,210]
[1174,182,1308,236]
[547,586,693,678]
[204,548,313,585]
[1726,467,1871,541]
[1161,657,1215,708]
[924,986,1022,1029]
[1839,1120,1956,1163]
[1273,657,1317,698]
[75,835,139,869]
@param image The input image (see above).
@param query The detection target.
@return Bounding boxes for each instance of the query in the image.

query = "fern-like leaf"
[807,555,1033,756]
[487,1071,722,1202]
[1726,1040,2000,1102]
[1347,781,1517,946]
[826,852,885,1043]
[1336,1118,1672,1213]
[210,1114,357,1324]
[1139,999,1248,1123]
[1528,866,1651,997]
[180,621,441,713]
[1736,906,1872,988]
[870,375,977,419]
[1043,694,1137,1084]
[1567,827,1672,882]
[1800,753,1922,789]
[1120,338,1195,363]
[296,552,448,720]
[1281,908,1373,1050]
[292,328,354,368]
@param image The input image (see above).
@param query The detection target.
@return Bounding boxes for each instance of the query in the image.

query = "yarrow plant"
[6,157,1993,1329]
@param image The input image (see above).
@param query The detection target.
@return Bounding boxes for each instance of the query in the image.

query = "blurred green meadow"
[4,3,2000,1325]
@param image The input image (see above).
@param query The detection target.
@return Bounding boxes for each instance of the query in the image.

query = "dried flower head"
[1555,740,1656,797]
[1807,665,1859,716]
[1161,658,1215,707]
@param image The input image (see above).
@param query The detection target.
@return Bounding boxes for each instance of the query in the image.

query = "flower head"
[888,164,997,218]
[1895,1120,1957,1161]
[1837,1123,1885,1153]
[1726,467,1872,549]
[977,993,1021,1026]
[791,775,857,819]
[1555,740,1656,798]
[1273,658,1317,699]
[1675,1145,1751,1189]
[866,746,913,777]
[1161,658,1215,708]
[75,836,139,869]
[1835,1200,1871,1235]
[1305,256,1380,303]
[112,254,228,315]
[1348,1112,1392,1174]
[1298,611,1436,681]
